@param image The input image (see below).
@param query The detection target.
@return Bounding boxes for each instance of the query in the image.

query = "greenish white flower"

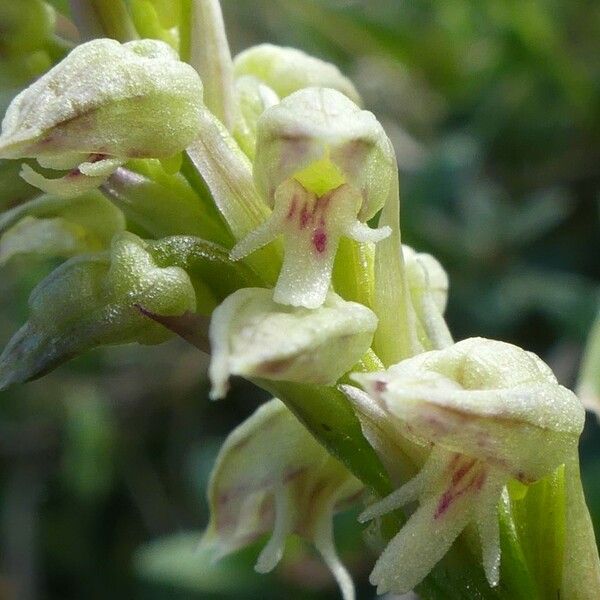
[344,338,588,595]
[201,398,363,600]
[209,287,378,399]
[231,87,395,308]
[234,44,361,104]
[0,38,203,197]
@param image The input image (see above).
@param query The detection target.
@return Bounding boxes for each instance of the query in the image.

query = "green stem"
[68,0,138,42]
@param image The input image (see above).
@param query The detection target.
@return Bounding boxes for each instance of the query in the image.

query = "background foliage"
[0,1,598,598]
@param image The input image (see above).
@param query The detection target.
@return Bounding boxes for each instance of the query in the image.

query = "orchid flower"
[231,87,395,309]
[208,287,378,399]
[344,337,599,597]
[201,397,363,600]
[0,2,598,599]
[0,38,203,197]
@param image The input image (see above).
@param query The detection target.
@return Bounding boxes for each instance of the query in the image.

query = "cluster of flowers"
[0,1,598,598]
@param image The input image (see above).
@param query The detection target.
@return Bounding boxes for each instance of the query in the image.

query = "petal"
[312,494,356,600]
[254,487,295,573]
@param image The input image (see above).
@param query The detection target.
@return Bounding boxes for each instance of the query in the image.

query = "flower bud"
[232,75,279,159]
[344,337,585,595]
[403,245,452,350]
[231,88,395,308]
[234,44,361,104]
[209,287,378,399]
[578,308,600,418]
[0,191,125,264]
[201,398,362,600]
[0,232,196,389]
[0,38,203,197]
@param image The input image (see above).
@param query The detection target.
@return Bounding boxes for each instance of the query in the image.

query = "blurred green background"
[1,1,599,598]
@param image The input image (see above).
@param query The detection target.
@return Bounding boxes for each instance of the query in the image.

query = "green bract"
[0,38,203,196]
[0,191,125,263]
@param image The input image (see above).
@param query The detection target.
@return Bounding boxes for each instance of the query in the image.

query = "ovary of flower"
[201,398,363,600]
[0,38,203,197]
[231,87,394,309]
[345,337,585,595]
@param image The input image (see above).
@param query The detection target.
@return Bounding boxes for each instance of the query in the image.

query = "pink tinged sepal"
[208,287,378,400]
[231,180,389,308]
[0,38,203,197]
[200,398,363,600]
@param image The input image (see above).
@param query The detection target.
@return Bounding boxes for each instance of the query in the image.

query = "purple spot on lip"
[287,196,298,219]
[313,229,327,253]
[374,380,387,393]
[451,459,476,485]
[300,204,311,229]
[435,491,453,519]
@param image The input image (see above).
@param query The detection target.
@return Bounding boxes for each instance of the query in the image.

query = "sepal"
[209,287,378,399]
[0,38,203,196]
